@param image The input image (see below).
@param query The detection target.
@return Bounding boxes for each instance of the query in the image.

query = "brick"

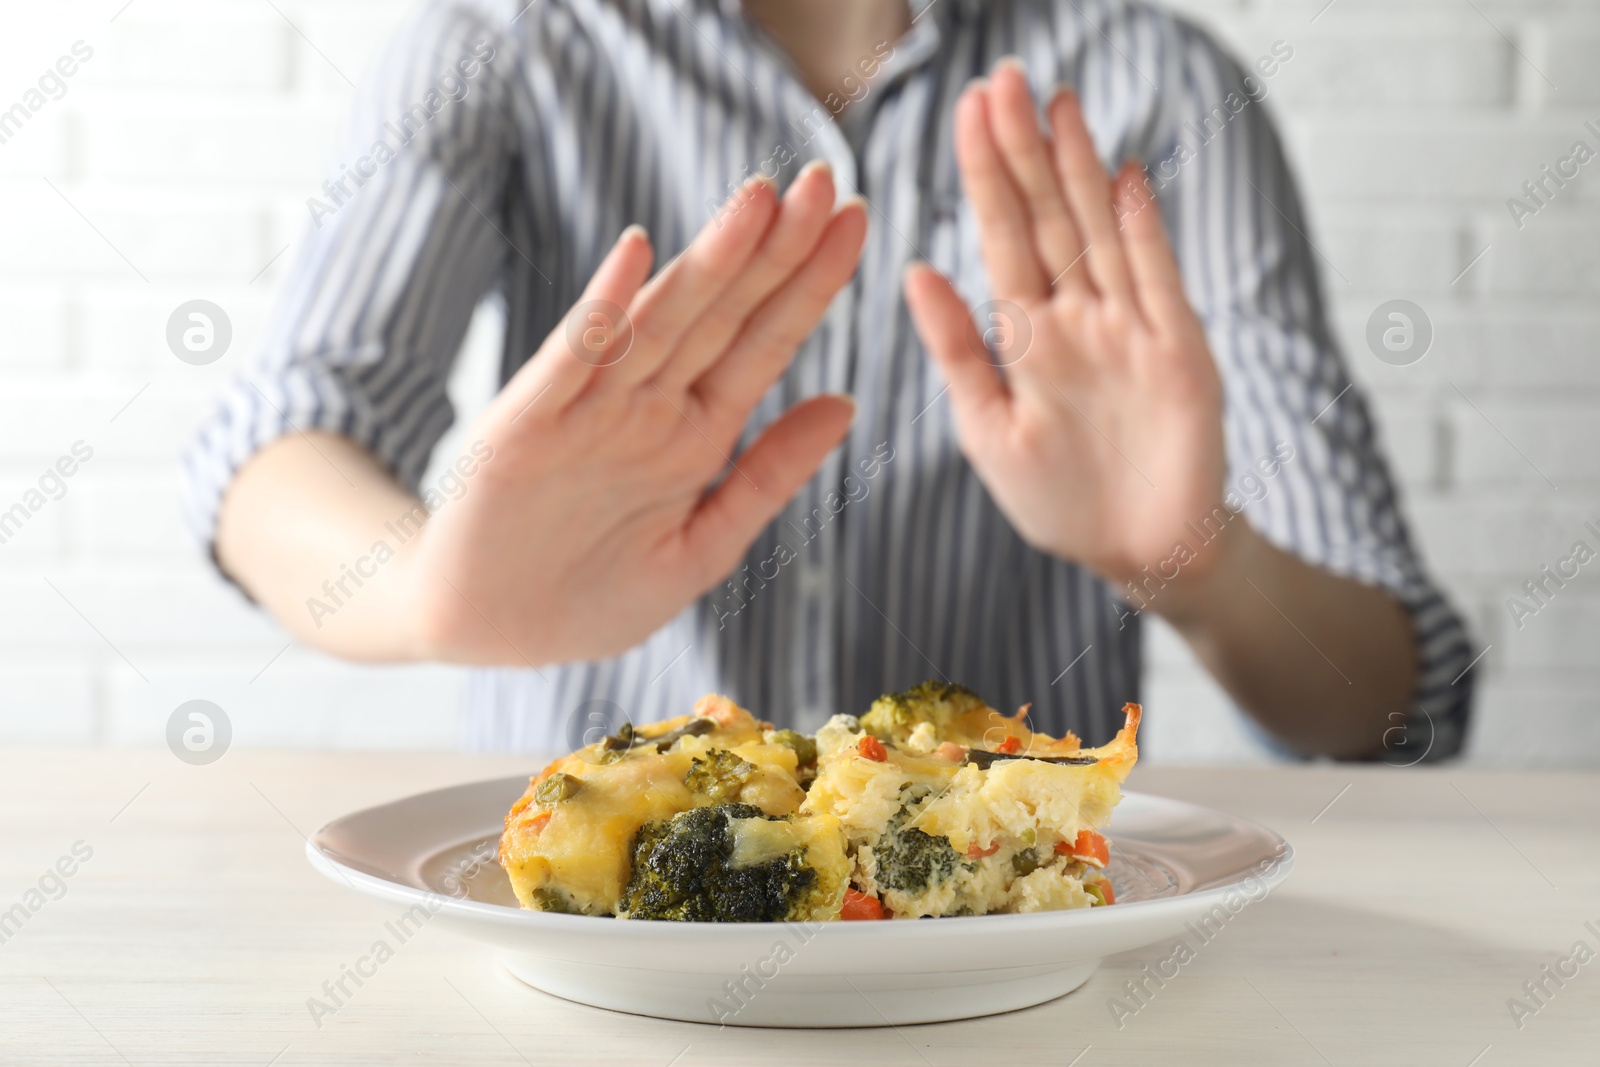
[292,7,420,97]
[78,286,273,370]
[1320,216,1465,295]
[95,201,269,281]
[0,287,69,367]
[1268,26,1512,107]
[0,107,68,178]
[0,658,96,742]
[1534,25,1600,105]
[1333,304,1483,394]
[0,181,141,279]
[1409,496,1600,578]
[0,183,266,280]
[1368,398,1442,490]
[1139,677,1282,765]
[1465,677,1600,766]
[1472,310,1600,390]
[0,477,72,559]
[104,653,463,749]
[1300,120,1600,202]
[81,104,335,184]
[1253,0,1586,21]
[85,15,290,92]
[0,569,282,649]
[1450,399,1600,486]
[1498,594,1600,670]
[75,474,191,560]
[0,393,104,462]
[1481,218,1600,295]
[0,381,219,462]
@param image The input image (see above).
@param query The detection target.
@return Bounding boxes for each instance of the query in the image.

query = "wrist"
[1127,513,1263,632]
[389,518,444,661]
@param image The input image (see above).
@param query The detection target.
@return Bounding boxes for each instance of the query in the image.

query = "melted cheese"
[499,697,812,914]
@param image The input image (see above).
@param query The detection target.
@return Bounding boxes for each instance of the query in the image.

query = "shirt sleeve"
[181,3,523,582]
[1141,22,1477,761]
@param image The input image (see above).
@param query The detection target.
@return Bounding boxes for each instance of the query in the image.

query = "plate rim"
[306,775,1294,936]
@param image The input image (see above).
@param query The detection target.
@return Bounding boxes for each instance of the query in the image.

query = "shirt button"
[797,565,829,599]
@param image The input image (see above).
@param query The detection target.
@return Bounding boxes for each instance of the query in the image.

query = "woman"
[186,0,1473,758]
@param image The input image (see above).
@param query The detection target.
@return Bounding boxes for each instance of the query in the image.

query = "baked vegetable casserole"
[499,683,1140,921]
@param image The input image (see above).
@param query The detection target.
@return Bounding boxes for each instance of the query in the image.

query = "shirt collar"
[704,0,964,76]
[709,0,976,32]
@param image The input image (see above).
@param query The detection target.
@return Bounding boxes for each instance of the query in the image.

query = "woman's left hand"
[905,59,1229,593]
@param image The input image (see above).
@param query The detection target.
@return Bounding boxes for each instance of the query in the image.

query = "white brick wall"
[0,0,1593,763]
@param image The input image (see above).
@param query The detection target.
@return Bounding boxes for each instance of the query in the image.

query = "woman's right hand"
[400,163,867,667]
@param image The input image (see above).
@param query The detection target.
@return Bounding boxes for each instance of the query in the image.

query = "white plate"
[307,775,1292,1027]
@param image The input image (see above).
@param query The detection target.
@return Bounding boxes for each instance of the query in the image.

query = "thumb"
[684,394,855,579]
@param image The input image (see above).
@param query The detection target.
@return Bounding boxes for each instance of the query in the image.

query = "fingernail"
[996,55,1025,74]
[621,223,649,242]
[831,393,859,423]
[964,76,989,93]
[798,159,833,179]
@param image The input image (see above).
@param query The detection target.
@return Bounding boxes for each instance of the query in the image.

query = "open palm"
[906,61,1226,589]
[406,164,867,666]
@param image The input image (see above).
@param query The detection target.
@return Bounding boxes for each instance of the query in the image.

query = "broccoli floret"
[683,749,755,802]
[860,680,987,742]
[873,807,961,895]
[618,804,820,922]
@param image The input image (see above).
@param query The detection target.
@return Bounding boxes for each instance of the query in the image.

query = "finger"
[953,83,1051,304]
[903,263,1008,431]
[986,59,1089,290]
[493,225,653,421]
[1047,89,1135,306]
[603,174,781,389]
[655,160,838,394]
[694,200,868,413]
[1112,162,1191,327]
[684,393,854,579]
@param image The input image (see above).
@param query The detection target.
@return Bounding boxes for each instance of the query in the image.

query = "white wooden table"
[1,748,1596,1066]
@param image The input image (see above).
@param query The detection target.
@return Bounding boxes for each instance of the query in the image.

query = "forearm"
[1154,522,1418,759]
[214,432,428,661]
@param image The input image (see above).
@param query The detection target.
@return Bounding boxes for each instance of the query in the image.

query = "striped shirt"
[183,0,1475,759]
